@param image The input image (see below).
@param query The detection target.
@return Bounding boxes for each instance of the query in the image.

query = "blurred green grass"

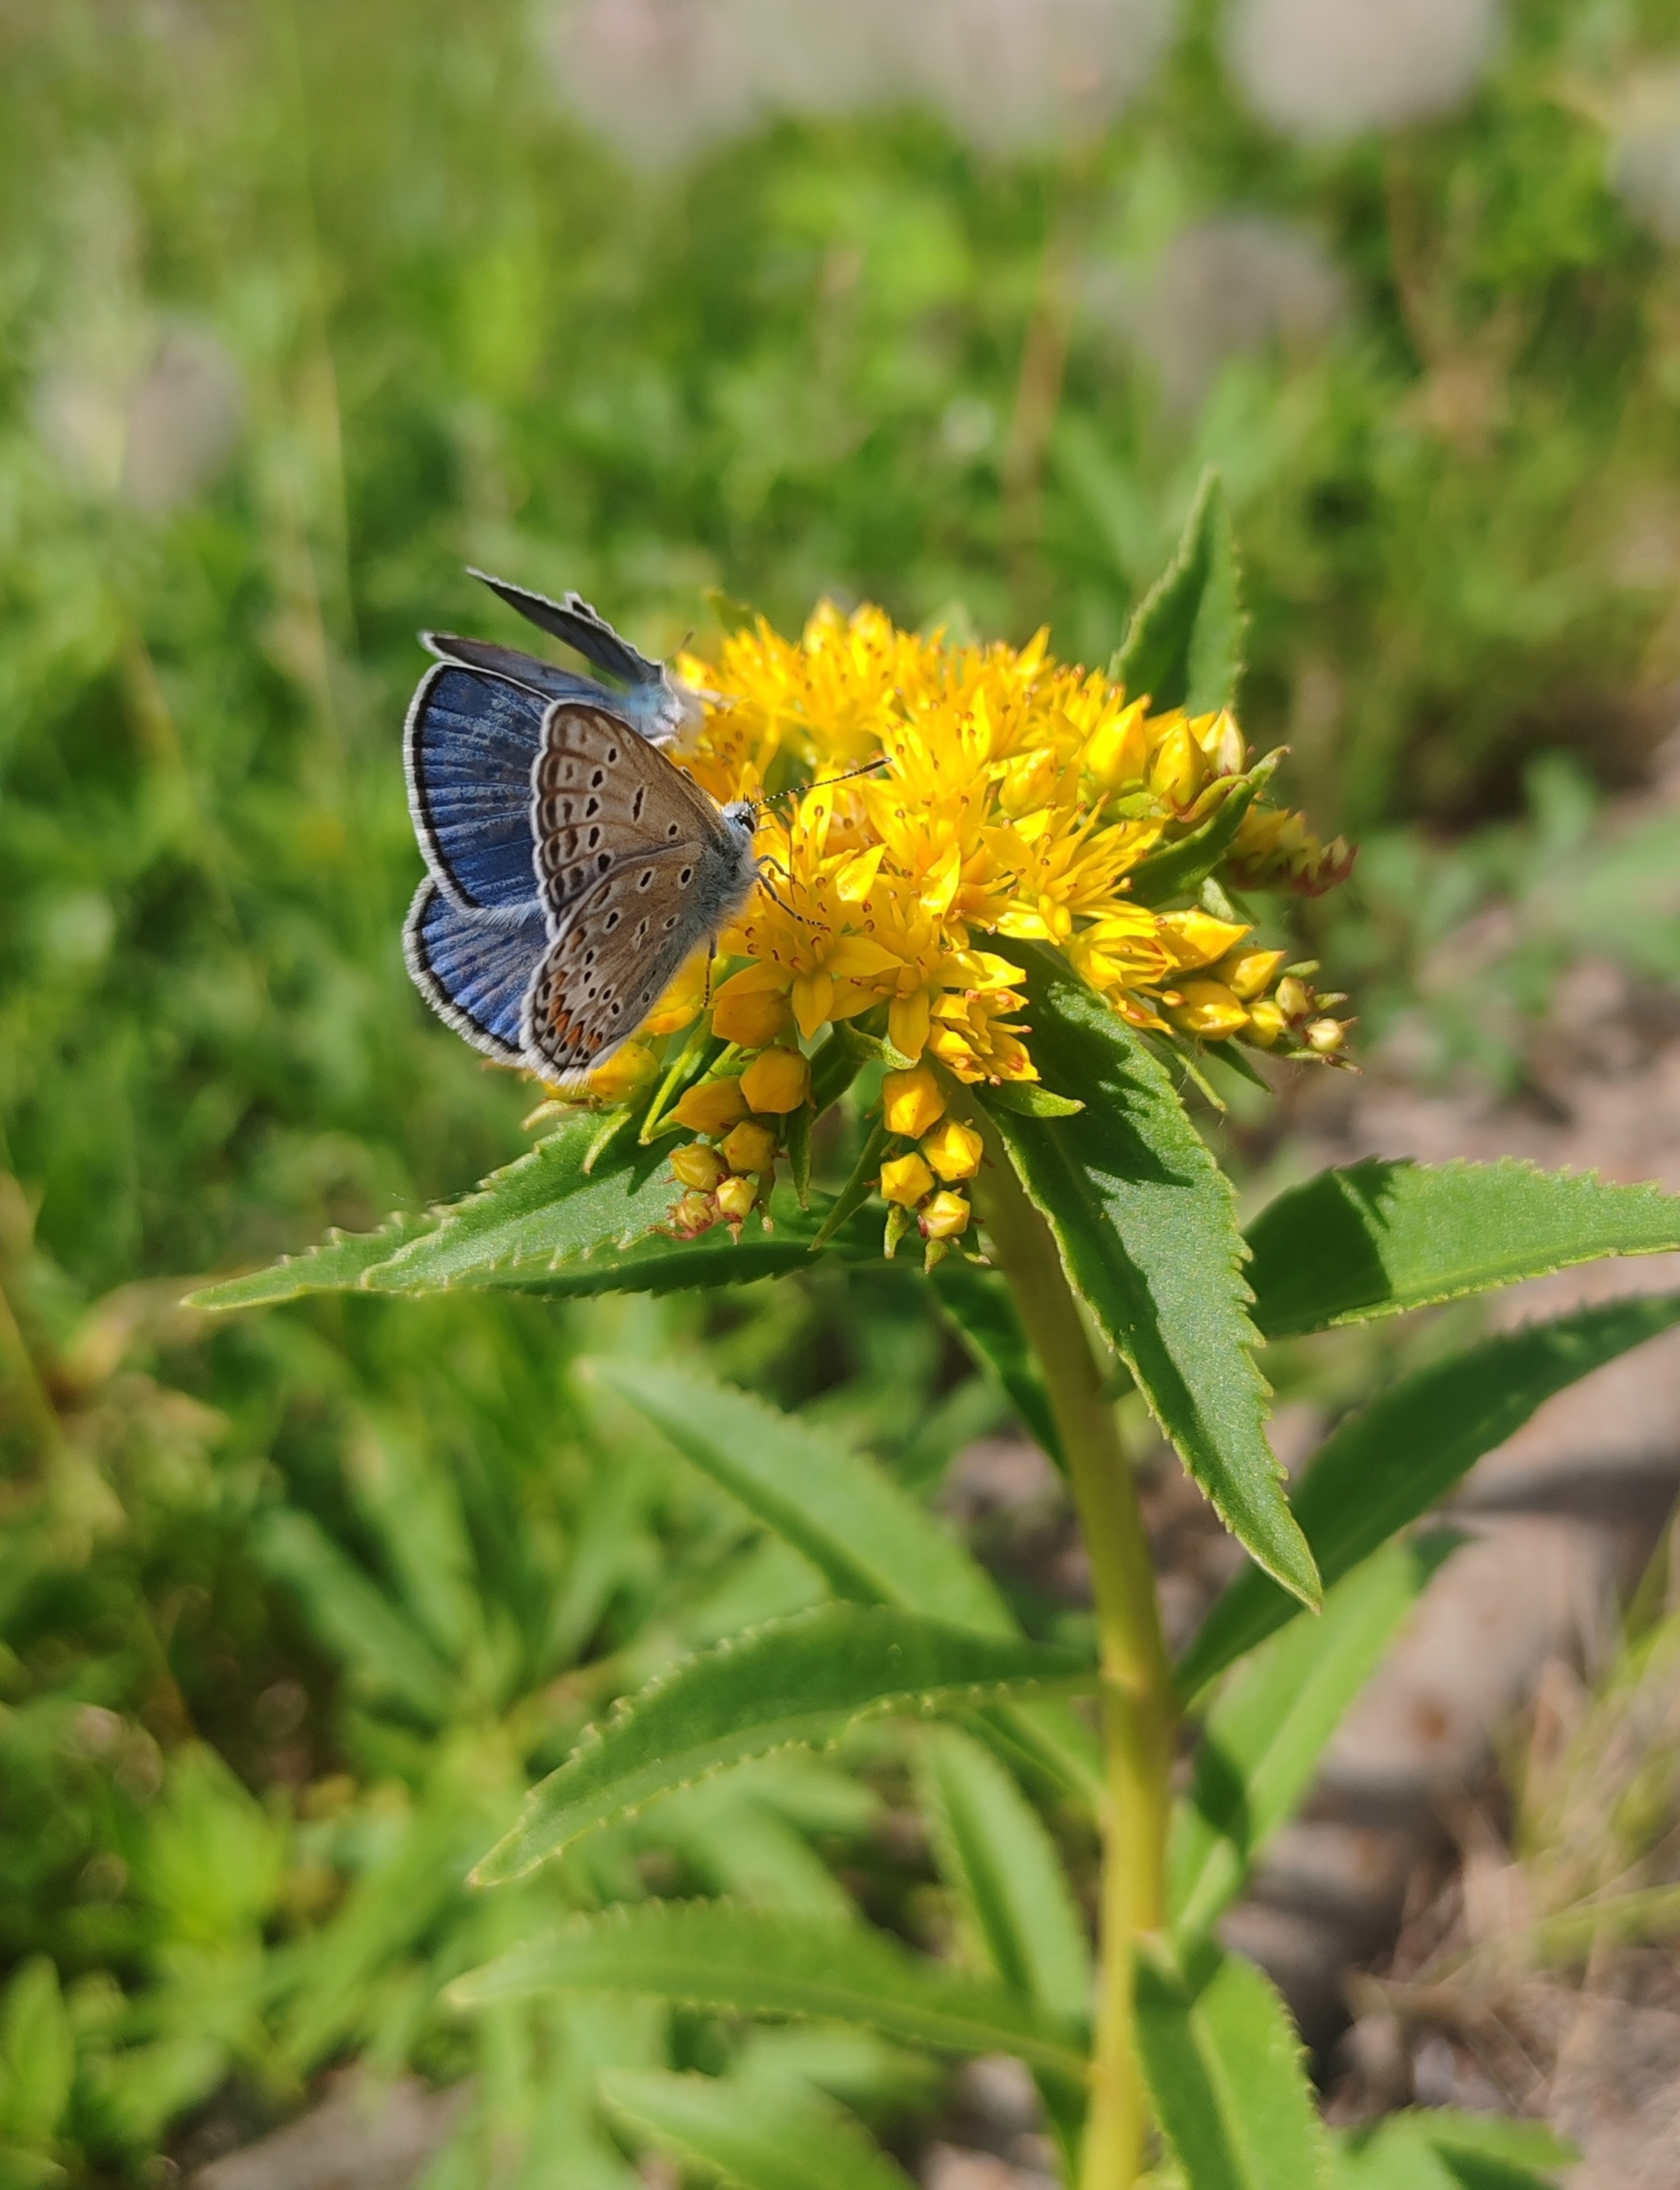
[2,0,1680,2174]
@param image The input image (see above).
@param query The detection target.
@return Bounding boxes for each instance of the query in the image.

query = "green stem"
[969,1126,1175,2188]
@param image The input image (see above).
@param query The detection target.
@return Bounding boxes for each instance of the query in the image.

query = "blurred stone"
[1226,0,1501,142]
[1253,1818,1412,1934]
[1610,67,1680,246]
[542,0,757,169]
[190,2074,468,2190]
[906,0,1176,156]
[122,328,244,513]
[921,2146,1058,2190]
[1553,1993,1680,2190]
[541,0,1174,167]
[1116,214,1344,412]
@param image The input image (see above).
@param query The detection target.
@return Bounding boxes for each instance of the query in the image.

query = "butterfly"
[401,573,761,1084]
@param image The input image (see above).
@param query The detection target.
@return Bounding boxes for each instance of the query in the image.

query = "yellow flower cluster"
[662,601,1350,1075]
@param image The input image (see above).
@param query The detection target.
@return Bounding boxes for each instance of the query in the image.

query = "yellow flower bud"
[1194,709,1245,778]
[882,1065,945,1138]
[721,1120,778,1175]
[1170,980,1250,1041]
[673,1190,717,1234]
[1275,975,1313,1021]
[1084,700,1150,791]
[715,1174,758,1222]
[1148,721,1208,810]
[1244,999,1286,1047]
[920,1117,984,1182]
[1219,947,1287,1002]
[670,1142,727,1193]
[1158,909,1251,972]
[920,1190,971,1240]
[739,1046,810,1116]
[1305,1017,1348,1055]
[880,1152,935,1207]
[585,1042,659,1104]
[670,1077,750,1135]
[711,977,792,1049]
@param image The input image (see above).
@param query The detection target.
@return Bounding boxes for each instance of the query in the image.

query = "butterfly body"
[402,590,759,1084]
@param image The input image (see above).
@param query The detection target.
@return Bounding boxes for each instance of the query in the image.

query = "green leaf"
[1179,1291,1680,1695]
[1168,1535,1459,1938]
[589,1353,1103,1810]
[363,1117,679,1290]
[451,1900,1089,2083]
[984,1082,1084,1118]
[813,1122,890,1252]
[516,1188,881,1298]
[472,1604,1093,1885]
[929,1257,1066,1471]
[253,1510,457,1723]
[1135,1938,1331,2190]
[0,1957,73,2147]
[1246,1158,1680,1340]
[586,1357,1014,1635]
[1332,2111,1574,2190]
[1111,470,1246,715]
[981,942,1317,1606]
[1130,751,1281,909]
[918,1724,1092,2023]
[185,1209,437,1309]
[600,2071,914,2190]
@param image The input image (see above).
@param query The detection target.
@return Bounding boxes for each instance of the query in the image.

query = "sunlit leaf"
[981,942,1317,1605]
[1111,469,1247,716]
[587,1355,1102,1808]
[1246,1158,1680,1339]
[1331,2110,1574,2188]
[1135,1937,1331,2190]
[185,1210,437,1309]
[473,1604,1093,1885]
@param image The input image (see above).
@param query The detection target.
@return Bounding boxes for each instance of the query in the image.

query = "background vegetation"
[2,0,1679,2178]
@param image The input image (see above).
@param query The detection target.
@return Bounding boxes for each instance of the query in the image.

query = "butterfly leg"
[754,856,819,928]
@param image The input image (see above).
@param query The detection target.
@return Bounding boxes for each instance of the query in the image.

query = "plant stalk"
[970,1133,1175,2188]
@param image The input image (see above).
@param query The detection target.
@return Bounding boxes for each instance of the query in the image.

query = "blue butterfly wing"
[404,662,546,915]
[469,567,660,688]
[422,630,618,710]
[404,879,546,1065]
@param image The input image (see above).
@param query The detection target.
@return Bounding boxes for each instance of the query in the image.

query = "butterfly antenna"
[762,755,890,812]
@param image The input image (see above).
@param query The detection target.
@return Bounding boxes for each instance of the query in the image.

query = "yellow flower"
[628,600,1354,1097]
[880,1152,935,1207]
[740,1047,810,1115]
[643,953,710,1036]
